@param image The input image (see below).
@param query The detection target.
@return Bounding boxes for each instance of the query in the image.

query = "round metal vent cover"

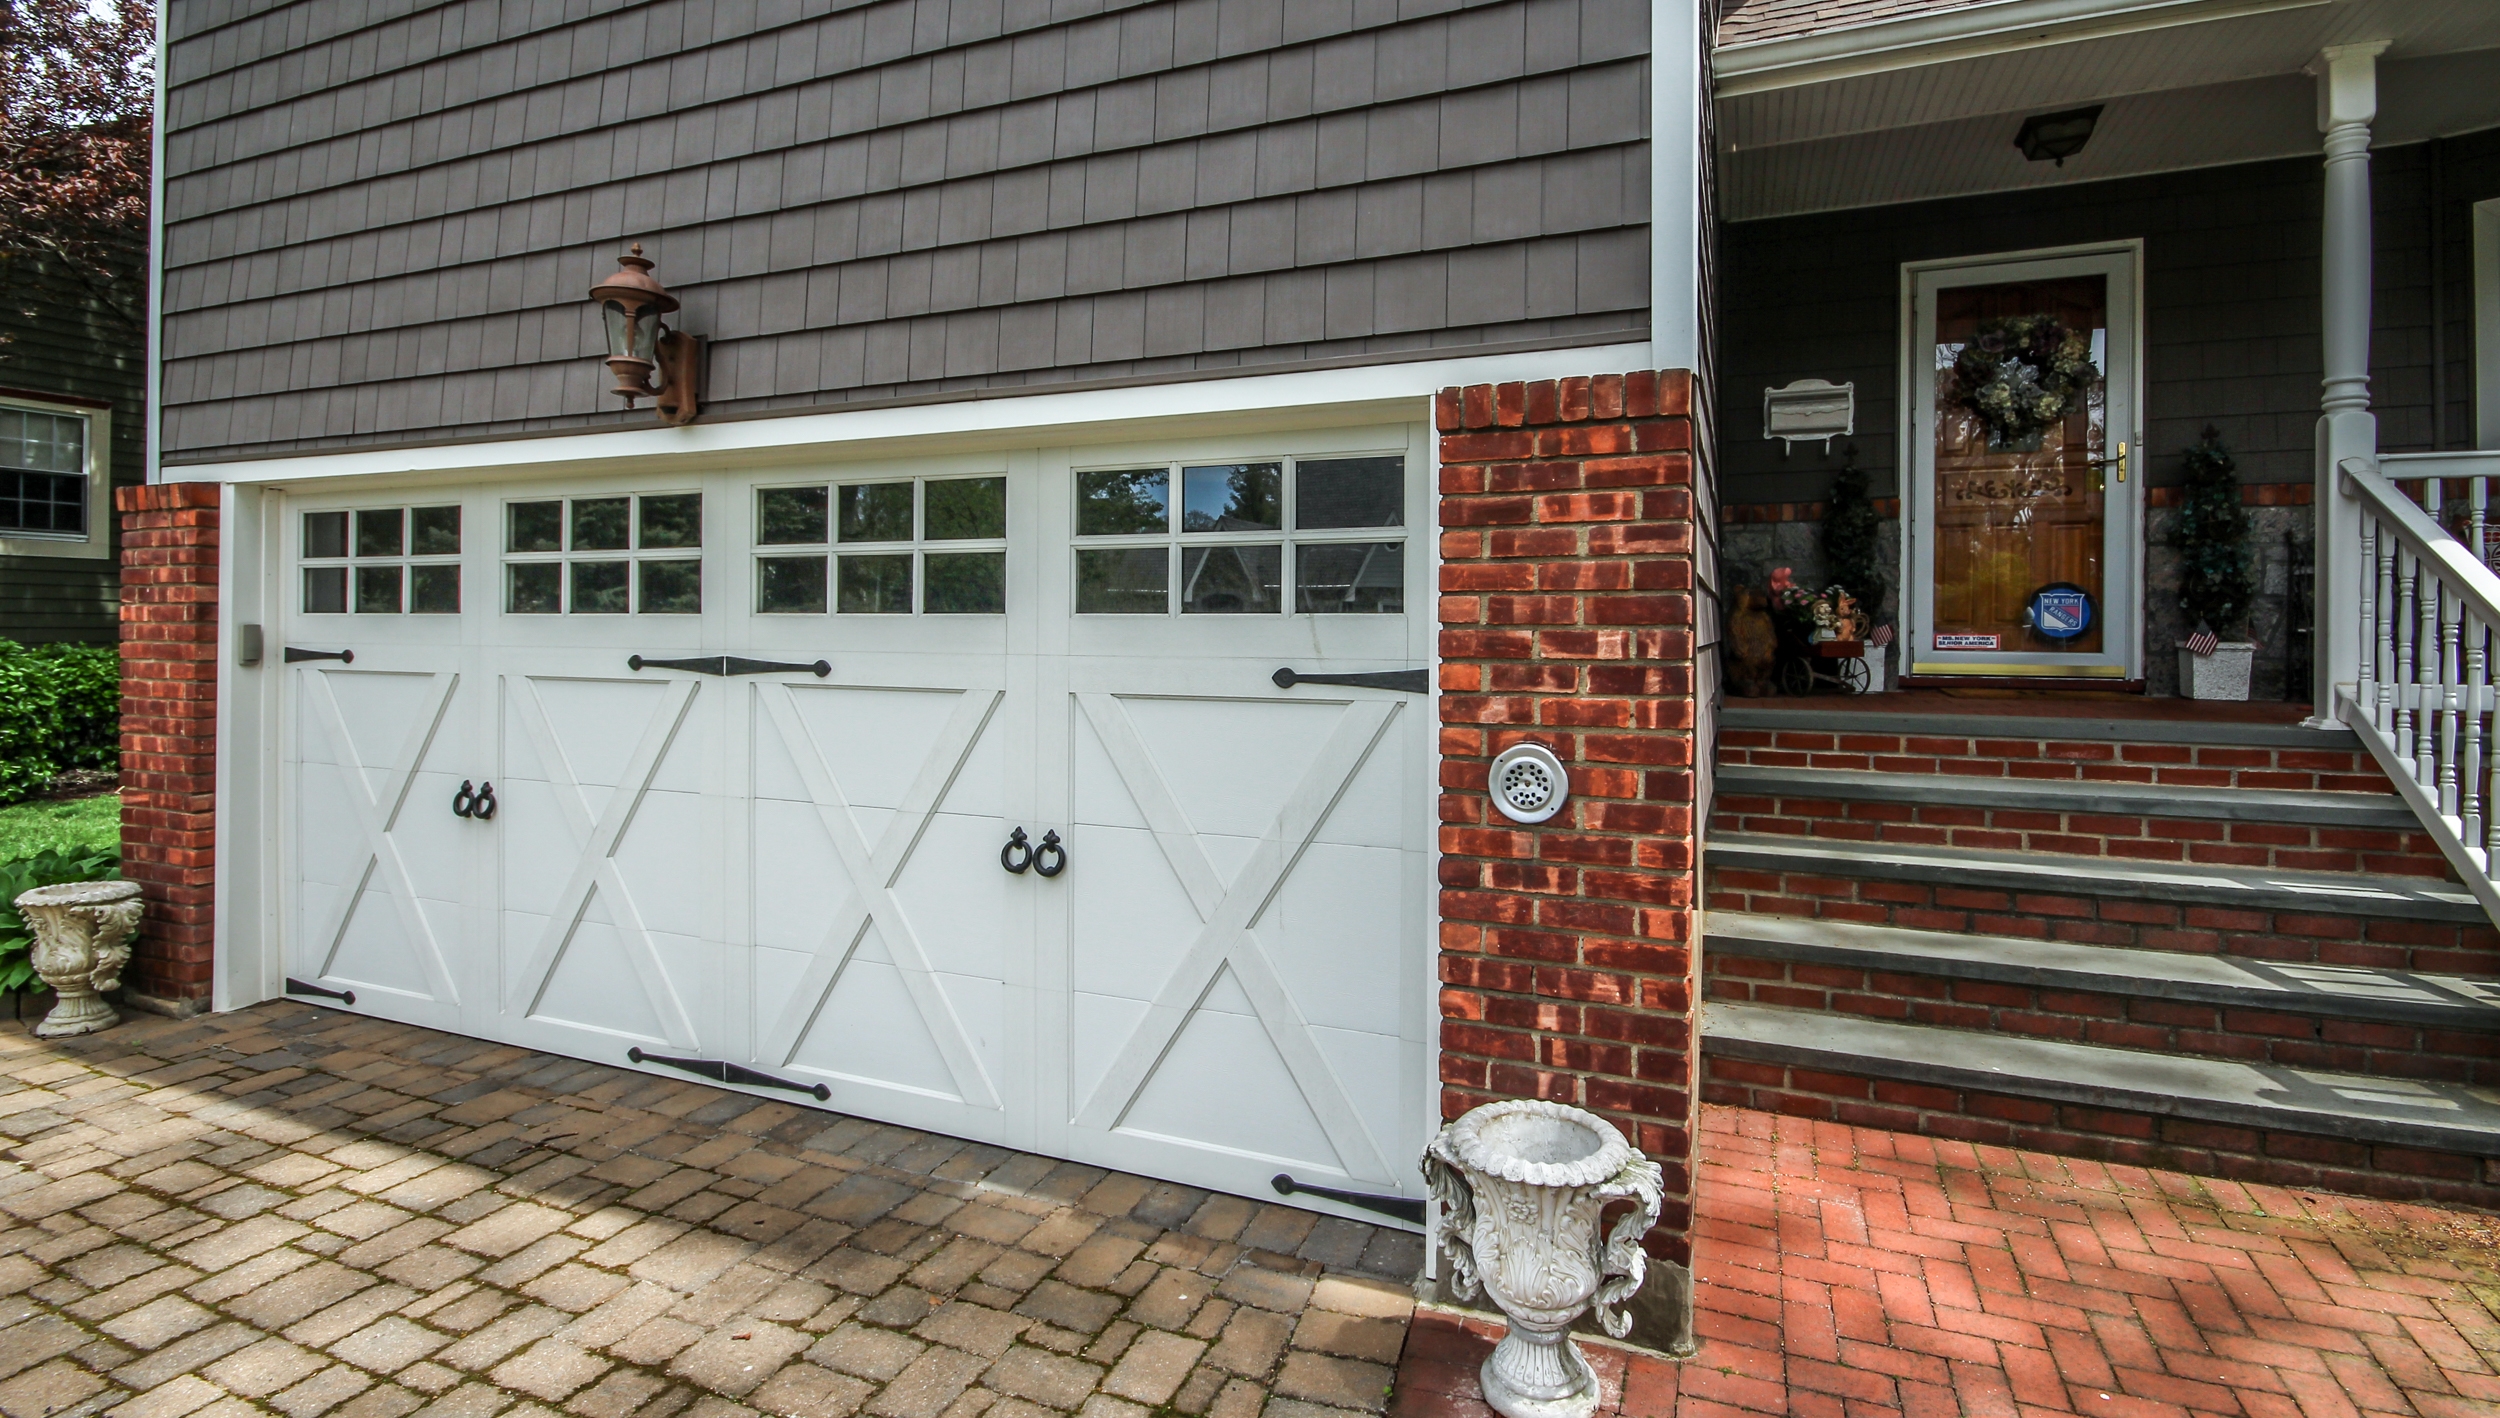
[1488,743,1568,824]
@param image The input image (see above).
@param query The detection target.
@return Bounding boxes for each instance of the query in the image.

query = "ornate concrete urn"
[17,880,145,1038]
[1424,1100,1664,1418]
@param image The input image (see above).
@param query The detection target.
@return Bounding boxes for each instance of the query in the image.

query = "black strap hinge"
[630,654,830,677]
[285,978,356,1005]
[1271,1172,1425,1224]
[628,1047,831,1101]
[284,647,354,664]
[1272,667,1428,694]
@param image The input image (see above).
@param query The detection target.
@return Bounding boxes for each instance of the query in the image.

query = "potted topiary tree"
[2173,428,2257,700]
[1820,452,1889,691]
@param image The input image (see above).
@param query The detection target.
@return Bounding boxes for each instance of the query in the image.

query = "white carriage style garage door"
[278,426,1434,1217]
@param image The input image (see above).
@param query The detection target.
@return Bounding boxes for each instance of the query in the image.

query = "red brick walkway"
[1396,1107,2500,1418]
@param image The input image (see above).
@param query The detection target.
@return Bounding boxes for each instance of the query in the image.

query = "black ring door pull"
[1000,827,1033,874]
[1033,830,1068,878]
[452,781,498,821]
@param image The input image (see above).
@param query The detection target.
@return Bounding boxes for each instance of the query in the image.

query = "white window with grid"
[0,396,111,559]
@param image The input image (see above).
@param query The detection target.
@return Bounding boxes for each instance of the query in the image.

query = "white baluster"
[2465,612,2486,851]
[2358,512,2378,728]
[2377,516,2397,733]
[2476,476,2490,569]
[2397,548,2417,763]
[2439,587,2461,816]
[2418,553,2440,789]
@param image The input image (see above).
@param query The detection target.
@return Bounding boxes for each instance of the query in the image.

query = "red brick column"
[117,482,222,1013]
[1434,371,1700,1352]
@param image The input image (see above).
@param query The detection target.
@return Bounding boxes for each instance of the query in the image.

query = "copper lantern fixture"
[590,243,701,425]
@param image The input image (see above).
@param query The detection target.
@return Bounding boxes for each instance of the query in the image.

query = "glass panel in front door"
[1930,275,2111,658]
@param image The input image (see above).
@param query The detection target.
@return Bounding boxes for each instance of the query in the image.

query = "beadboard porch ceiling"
[1717,0,2500,221]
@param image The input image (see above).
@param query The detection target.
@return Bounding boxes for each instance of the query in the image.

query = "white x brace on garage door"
[278,427,1433,1218]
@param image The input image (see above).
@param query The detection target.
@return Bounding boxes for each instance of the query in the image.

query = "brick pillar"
[116,483,222,1014]
[1434,371,1700,1354]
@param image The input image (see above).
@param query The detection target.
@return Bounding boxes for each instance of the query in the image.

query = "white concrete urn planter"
[1423,1100,1665,1418]
[16,880,145,1038]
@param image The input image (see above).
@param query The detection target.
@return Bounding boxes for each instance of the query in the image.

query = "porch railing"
[2340,453,2500,922]
[2379,450,2500,569]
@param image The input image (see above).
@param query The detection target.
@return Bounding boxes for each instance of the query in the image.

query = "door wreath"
[1951,315,2099,452]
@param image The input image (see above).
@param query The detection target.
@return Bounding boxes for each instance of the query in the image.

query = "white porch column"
[2311,41,2386,722]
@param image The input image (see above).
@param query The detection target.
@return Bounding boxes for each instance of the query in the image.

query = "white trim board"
[168,342,1655,491]
[2477,197,2500,449]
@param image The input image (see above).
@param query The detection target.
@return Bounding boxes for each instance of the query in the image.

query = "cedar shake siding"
[159,0,1657,461]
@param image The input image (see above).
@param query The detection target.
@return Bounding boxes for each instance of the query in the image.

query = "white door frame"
[1896,240,2147,680]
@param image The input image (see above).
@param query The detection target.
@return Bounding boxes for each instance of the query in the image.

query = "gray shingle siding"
[162,0,1653,458]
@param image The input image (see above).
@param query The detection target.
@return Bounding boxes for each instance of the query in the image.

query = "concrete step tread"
[1706,912,2500,1029]
[1716,764,2409,826]
[1705,833,2486,921]
[1702,1001,2500,1157]
[1722,705,2359,750]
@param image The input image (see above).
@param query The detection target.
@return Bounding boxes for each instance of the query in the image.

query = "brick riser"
[1704,958,2500,1085]
[1704,865,2500,975]
[1719,729,2392,794]
[1700,1058,2500,1210]
[1709,795,2457,880]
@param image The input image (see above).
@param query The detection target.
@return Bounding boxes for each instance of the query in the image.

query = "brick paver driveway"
[0,1002,1422,1418]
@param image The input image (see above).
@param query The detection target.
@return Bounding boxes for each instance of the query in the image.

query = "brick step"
[1710,765,2455,879]
[1703,912,2500,1085]
[1704,833,2500,974]
[1719,706,2391,793]
[1699,1001,2500,1208]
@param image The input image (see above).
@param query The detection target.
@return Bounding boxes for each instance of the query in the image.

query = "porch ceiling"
[1717,0,2500,221]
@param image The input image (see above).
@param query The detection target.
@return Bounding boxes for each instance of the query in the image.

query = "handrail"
[2335,455,2500,923]
[2374,448,2500,570]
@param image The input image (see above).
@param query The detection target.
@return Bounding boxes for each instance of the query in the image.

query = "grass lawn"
[0,793,120,860]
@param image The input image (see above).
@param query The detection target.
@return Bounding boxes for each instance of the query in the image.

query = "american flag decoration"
[1869,624,1894,648]
[2185,626,2220,657]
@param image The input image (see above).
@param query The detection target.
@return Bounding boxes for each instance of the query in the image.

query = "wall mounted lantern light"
[2014,105,2103,167]
[589,243,701,425]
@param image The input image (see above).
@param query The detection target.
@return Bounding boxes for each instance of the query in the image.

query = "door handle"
[2089,440,2128,483]
[1033,830,1067,878]
[1001,827,1032,874]
[453,781,497,820]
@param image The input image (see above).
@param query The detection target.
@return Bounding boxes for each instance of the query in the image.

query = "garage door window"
[755,476,1006,615]
[505,494,701,614]
[1073,454,1404,615]
[302,506,461,614]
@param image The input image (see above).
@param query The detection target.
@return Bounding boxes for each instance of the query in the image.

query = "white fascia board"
[1713,0,2335,96]
[1652,0,1706,372]
[174,341,1655,490]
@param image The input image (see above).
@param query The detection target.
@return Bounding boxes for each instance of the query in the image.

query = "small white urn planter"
[16,880,145,1038]
[2176,642,2256,700]
[1423,1100,1665,1418]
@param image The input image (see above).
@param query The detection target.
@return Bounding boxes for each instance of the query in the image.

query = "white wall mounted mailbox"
[1763,378,1854,453]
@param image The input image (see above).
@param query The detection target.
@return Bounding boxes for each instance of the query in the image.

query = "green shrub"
[0,847,122,994]
[2174,428,2254,638]
[0,641,119,806]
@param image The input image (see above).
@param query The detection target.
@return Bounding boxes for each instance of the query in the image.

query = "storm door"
[1907,248,2140,679]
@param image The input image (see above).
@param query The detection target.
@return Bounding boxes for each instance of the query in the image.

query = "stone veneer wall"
[115,483,222,1012]
[1433,370,1701,1352]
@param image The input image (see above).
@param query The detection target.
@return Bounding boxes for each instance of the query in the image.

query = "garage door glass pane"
[356,565,403,613]
[758,555,828,613]
[1181,545,1281,613]
[510,563,561,613]
[839,483,912,543]
[572,560,629,612]
[1296,543,1403,614]
[1077,469,1167,535]
[838,554,911,612]
[925,552,1004,613]
[412,506,462,555]
[639,559,701,613]
[1296,457,1403,529]
[412,565,461,614]
[305,511,348,558]
[760,487,829,544]
[572,498,631,551]
[304,566,347,613]
[509,502,562,553]
[357,508,404,558]
[1076,547,1166,613]
[926,478,1006,540]
[639,494,702,548]
[1183,463,1280,532]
